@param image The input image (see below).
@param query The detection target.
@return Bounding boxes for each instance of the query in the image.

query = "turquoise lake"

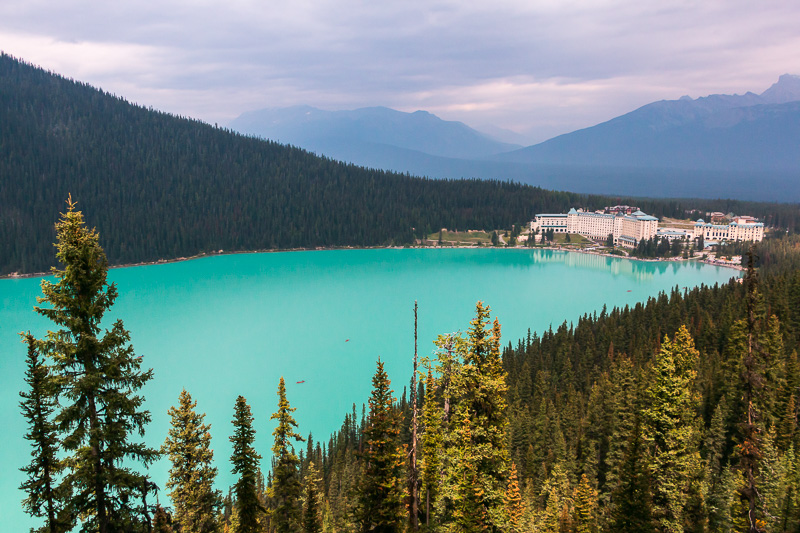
[1,248,739,529]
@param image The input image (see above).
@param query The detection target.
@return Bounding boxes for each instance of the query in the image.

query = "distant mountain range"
[230,75,800,201]
[230,105,520,160]
[496,74,800,172]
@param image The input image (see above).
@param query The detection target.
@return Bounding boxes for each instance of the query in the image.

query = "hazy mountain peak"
[761,73,800,104]
[229,105,521,159]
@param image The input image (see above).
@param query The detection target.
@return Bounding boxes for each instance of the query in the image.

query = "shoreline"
[0,242,744,281]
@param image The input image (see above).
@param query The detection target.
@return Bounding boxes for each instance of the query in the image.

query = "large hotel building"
[532,208,660,248]
[693,216,764,243]
[533,209,764,248]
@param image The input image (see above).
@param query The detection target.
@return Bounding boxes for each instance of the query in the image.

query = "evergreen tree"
[539,463,572,533]
[458,302,510,532]
[642,326,701,533]
[152,505,174,533]
[736,250,784,532]
[451,410,489,533]
[420,368,442,527]
[302,461,323,533]
[19,332,68,533]
[705,398,734,532]
[504,463,524,533]
[356,359,404,533]
[610,418,653,533]
[230,396,264,533]
[32,198,159,532]
[270,376,306,533]
[163,389,221,533]
[573,473,598,533]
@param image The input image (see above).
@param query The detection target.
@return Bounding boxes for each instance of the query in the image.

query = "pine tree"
[420,367,442,527]
[408,301,420,532]
[777,394,797,452]
[32,197,159,532]
[457,302,510,532]
[573,473,598,533]
[302,461,322,533]
[705,398,734,532]
[610,418,654,533]
[230,395,264,533]
[152,505,174,533]
[225,504,241,533]
[452,410,489,533]
[736,250,784,533]
[642,326,701,533]
[539,463,572,533]
[270,376,306,533]
[163,389,221,532]
[19,332,68,533]
[356,358,404,533]
[504,463,524,533]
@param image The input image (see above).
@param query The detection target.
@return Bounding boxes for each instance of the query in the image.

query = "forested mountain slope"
[0,54,577,275]
[1,53,798,276]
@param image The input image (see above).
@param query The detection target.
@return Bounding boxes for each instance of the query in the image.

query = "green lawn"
[550,233,594,246]
[425,230,601,247]
[427,230,493,244]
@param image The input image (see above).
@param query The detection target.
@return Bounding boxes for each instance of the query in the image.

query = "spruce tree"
[152,505,174,533]
[163,389,221,532]
[270,376,306,533]
[302,461,323,533]
[642,326,701,533]
[230,395,264,533]
[736,250,784,532]
[456,302,510,531]
[356,359,404,533]
[573,473,598,533]
[451,410,489,533]
[611,418,654,533]
[420,368,442,527]
[19,332,68,533]
[32,198,159,532]
[504,463,524,533]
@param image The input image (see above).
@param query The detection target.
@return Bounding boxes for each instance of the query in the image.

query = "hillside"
[0,54,603,275]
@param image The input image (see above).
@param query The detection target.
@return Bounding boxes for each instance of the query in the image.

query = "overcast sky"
[2,0,799,144]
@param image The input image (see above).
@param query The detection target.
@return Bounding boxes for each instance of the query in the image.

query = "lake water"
[0,248,738,529]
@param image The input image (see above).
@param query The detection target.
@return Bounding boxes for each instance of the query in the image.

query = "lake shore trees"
[163,389,221,532]
[23,198,159,532]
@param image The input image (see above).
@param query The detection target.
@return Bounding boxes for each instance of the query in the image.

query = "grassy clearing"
[661,217,698,230]
[426,230,493,244]
[550,233,594,246]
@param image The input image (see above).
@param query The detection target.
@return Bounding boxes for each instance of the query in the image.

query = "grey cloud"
[1,0,798,142]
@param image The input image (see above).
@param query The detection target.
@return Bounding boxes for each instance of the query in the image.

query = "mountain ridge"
[496,74,800,171]
[230,105,521,160]
[227,75,800,200]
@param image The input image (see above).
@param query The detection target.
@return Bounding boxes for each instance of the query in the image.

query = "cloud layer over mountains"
[2,0,799,142]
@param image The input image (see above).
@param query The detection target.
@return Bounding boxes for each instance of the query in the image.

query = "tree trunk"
[408,301,419,531]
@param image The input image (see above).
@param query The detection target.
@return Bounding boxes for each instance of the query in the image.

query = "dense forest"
[20,196,800,532]
[2,53,799,276]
